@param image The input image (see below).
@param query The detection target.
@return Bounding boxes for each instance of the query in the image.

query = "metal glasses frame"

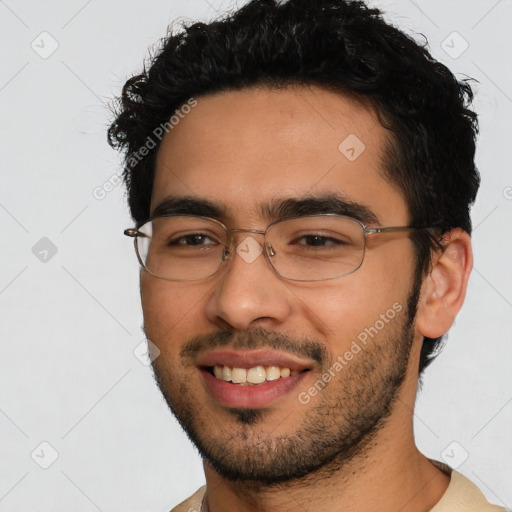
[124,213,432,282]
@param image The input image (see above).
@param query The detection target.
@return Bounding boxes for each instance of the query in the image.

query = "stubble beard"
[150,286,419,486]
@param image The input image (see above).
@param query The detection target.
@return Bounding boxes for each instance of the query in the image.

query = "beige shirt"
[170,466,507,512]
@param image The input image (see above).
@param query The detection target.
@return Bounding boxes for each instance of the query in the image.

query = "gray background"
[0,0,511,510]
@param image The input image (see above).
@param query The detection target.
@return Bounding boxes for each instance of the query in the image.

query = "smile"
[196,349,315,408]
[206,364,307,384]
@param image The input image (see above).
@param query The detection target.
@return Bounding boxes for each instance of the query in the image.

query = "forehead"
[152,85,408,225]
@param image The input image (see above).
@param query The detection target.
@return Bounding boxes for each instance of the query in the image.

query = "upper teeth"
[213,365,300,384]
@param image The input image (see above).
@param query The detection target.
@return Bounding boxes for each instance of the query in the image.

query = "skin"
[140,85,473,512]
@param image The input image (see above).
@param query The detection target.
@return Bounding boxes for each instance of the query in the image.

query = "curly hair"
[108,0,480,377]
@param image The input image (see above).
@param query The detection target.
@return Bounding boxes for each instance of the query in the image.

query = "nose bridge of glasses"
[222,227,271,262]
[228,227,266,235]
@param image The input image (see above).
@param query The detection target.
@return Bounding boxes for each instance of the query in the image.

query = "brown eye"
[169,234,216,246]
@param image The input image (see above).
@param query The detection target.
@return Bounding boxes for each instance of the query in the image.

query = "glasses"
[124,214,430,282]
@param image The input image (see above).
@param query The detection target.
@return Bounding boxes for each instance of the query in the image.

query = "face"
[142,85,421,484]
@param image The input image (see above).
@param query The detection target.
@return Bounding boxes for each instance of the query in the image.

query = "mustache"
[180,327,328,366]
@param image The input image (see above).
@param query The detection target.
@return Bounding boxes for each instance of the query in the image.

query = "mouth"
[196,349,314,408]
[202,364,309,384]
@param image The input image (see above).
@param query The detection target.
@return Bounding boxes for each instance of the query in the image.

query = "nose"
[204,233,293,330]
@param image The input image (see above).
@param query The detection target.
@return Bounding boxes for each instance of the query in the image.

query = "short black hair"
[108,0,480,376]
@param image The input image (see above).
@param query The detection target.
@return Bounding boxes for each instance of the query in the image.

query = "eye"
[290,231,352,249]
[296,235,345,247]
[168,233,218,246]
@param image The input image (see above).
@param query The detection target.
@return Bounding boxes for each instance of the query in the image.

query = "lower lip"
[200,368,309,408]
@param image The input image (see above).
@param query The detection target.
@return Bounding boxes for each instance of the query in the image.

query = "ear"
[415,228,473,339]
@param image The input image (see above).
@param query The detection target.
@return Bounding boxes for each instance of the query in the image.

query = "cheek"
[291,241,415,350]
[140,276,213,357]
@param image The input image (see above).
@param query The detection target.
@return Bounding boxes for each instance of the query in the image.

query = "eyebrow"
[150,193,380,226]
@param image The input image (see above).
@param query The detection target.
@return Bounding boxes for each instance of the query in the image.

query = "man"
[109,0,506,510]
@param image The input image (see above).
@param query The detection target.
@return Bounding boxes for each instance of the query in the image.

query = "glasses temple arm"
[124,228,142,237]
[365,226,435,235]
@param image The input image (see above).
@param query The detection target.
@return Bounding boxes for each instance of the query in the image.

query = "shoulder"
[430,467,508,512]
[169,485,206,512]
